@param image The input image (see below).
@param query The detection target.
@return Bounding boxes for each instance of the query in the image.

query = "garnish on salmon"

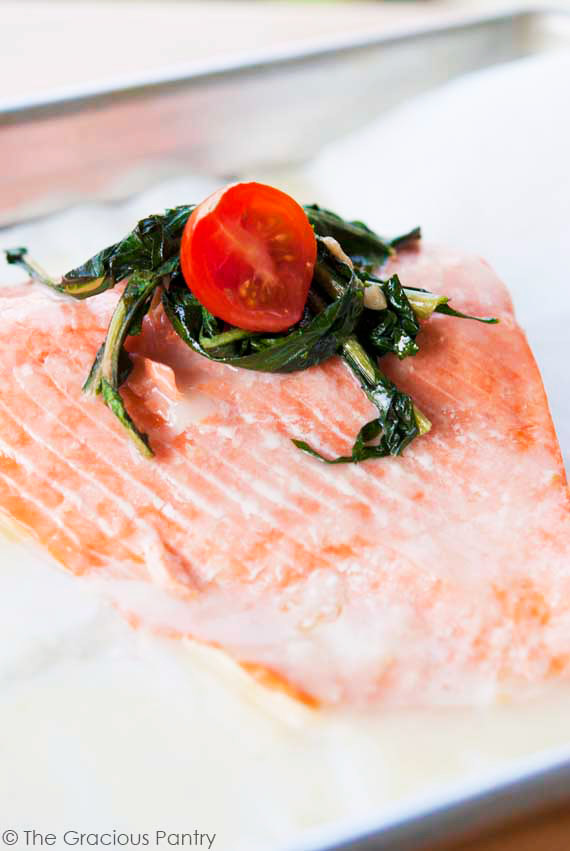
[5,182,495,462]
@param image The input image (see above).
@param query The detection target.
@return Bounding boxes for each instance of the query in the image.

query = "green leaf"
[402,288,448,320]
[369,317,419,359]
[162,274,364,374]
[401,285,499,324]
[5,206,195,301]
[84,271,160,456]
[304,205,423,272]
[304,205,394,270]
[61,204,194,297]
[435,303,499,324]
[101,380,153,459]
[293,335,425,464]
[344,336,421,455]
[5,247,63,291]
[363,275,420,360]
[83,345,134,396]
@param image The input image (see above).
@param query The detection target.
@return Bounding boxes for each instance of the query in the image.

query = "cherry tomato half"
[180,182,317,332]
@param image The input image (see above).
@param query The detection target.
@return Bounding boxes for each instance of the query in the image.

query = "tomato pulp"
[180,182,317,332]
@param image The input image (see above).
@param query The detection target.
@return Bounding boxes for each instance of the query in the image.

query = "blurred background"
[2,0,569,104]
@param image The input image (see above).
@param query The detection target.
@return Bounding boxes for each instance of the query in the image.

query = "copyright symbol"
[2,831,18,846]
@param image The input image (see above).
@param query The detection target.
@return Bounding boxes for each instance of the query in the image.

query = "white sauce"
[2,526,570,851]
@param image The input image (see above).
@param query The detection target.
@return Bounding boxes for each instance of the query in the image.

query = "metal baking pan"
[1,6,569,226]
[3,6,570,850]
[305,746,570,850]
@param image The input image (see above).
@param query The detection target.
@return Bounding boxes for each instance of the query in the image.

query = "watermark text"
[1,830,216,848]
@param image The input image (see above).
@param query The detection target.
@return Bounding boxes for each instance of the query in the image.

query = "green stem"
[342,335,430,435]
[85,272,158,394]
[5,248,61,290]
[84,271,159,458]
[404,289,498,324]
[199,328,254,349]
[342,335,378,385]
[403,289,448,320]
[5,247,110,299]
[363,274,446,320]
[413,405,432,436]
[100,381,154,459]
[366,275,497,324]
[313,261,346,300]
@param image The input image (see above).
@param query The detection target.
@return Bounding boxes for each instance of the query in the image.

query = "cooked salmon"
[1,244,569,706]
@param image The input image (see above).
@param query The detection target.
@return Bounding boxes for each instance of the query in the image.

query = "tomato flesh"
[180,182,317,332]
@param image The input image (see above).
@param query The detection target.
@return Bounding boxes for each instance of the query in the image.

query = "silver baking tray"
[302,745,570,850]
[2,6,570,850]
[1,6,569,226]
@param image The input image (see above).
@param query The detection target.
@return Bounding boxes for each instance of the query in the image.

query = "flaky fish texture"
[1,245,569,707]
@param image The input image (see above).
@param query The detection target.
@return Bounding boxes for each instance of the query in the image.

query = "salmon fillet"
[1,244,569,706]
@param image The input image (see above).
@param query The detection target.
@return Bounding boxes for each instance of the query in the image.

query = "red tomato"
[179,182,317,332]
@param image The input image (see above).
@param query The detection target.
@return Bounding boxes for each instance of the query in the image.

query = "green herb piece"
[199,328,254,350]
[61,205,194,297]
[84,271,159,456]
[163,274,363,373]
[434,303,499,324]
[362,275,421,360]
[365,276,499,325]
[401,287,449,320]
[305,205,395,270]
[403,287,499,324]
[100,380,152,459]
[5,247,67,292]
[291,243,430,461]
[305,205,421,272]
[344,335,425,455]
[312,238,424,361]
[367,314,419,359]
[293,335,427,464]
[82,345,134,395]
[5,206,194,301]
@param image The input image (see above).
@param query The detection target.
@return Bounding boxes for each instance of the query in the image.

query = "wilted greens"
[5,200,497,462]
